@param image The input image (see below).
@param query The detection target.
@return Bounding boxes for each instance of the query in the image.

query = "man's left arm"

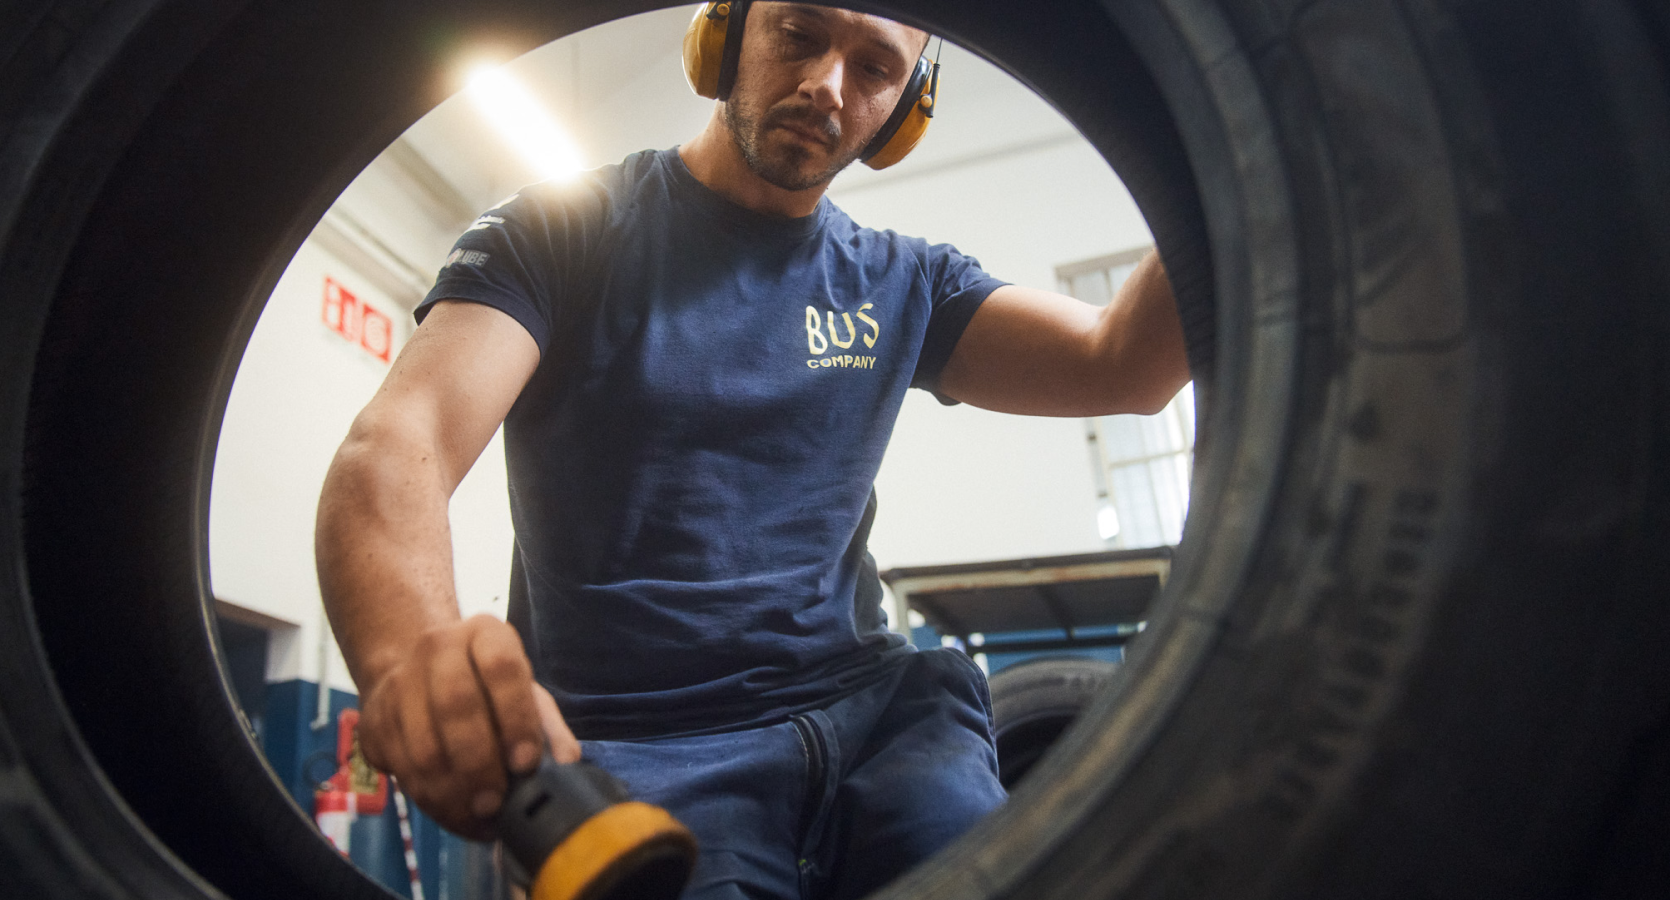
[936,250,1190,417]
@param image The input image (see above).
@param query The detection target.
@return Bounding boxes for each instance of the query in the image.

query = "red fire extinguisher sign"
[321,277,394,364]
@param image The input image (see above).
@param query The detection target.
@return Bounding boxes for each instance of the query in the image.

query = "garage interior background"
[204,5,1181,896]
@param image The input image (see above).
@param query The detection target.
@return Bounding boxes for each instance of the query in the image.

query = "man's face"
[724,3,927,192]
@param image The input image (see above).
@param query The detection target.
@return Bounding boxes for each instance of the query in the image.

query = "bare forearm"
[316,423,462,690]
[311,301,574,837]
[938,250,1190,416]
[1088,250,1190,416]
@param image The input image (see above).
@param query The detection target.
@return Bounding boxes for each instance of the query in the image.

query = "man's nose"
[800,54,846,112]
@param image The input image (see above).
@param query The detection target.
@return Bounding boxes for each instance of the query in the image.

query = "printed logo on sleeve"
[805,303,880,370]
[444,248,491,268]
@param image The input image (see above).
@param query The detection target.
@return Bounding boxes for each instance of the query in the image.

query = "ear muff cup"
[682,0,937,170]
[682,1,748,100]
[860,54,933,170]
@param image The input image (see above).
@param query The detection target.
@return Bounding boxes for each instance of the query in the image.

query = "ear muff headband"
[681,0,939,169]
[714,0,750,100]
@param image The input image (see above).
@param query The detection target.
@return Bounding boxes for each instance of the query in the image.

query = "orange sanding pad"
[530,801,697,900]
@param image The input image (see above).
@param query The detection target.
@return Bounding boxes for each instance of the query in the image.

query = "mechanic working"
[315,2,1189,898]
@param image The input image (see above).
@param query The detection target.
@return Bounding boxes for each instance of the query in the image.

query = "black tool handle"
[497,757,629,879]
[495,757,696,900]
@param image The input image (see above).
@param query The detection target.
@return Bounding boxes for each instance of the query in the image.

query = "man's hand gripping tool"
[497,757,697,900]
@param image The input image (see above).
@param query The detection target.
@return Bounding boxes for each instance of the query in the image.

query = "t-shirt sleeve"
[415,178,610,354]
[911,242,1008,400]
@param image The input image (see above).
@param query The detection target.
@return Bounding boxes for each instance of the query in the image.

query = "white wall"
[828,97,1154,568]
[210,164,517,691]
[211,241,397,689]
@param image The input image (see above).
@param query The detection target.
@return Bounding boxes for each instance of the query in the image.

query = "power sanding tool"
[497,757,697,900]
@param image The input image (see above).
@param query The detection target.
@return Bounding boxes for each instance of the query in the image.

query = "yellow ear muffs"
[861,54,938,170]
[682,1,749,100]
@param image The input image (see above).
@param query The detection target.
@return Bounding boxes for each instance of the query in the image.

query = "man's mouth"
[781,126,831,148]
[770,115,838,149]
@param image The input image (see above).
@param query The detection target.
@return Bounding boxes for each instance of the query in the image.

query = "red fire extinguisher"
[313,708,388,856]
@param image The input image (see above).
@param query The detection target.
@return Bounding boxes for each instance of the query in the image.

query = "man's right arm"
[315,300,578,840]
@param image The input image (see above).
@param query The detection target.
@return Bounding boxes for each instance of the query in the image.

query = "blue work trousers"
[580,648,1007,900]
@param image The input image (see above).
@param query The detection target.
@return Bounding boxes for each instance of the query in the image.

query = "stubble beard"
[724,98,865,193]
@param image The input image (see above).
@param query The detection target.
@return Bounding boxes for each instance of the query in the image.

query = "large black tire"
[3,2,1668,900]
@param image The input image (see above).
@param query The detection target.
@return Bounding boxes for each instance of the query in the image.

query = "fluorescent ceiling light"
[466,66,585,182]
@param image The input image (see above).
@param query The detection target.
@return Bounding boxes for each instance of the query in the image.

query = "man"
[316,3,1188,898]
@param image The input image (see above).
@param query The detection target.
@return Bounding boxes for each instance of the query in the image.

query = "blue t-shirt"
[418,148,1006,739]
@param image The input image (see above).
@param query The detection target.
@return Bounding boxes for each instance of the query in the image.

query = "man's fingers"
[360,692,420,789]
[356,693,398,773]
[534,685,582,764]
[427,635,505,818]
[467,618,544,775]
[352,618,559,839]
[396,670,444,779]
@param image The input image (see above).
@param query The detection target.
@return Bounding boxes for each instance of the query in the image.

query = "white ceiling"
[397,4,1089,214]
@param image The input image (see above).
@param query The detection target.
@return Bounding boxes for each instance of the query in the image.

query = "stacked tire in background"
[988,657,1124,791]
[3,1,1667,899]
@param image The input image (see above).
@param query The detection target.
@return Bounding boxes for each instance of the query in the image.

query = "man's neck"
[679,112,829,219]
